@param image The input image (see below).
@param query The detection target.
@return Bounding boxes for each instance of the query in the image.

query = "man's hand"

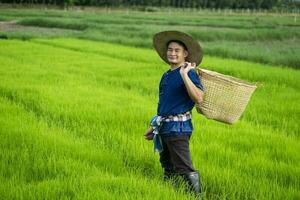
[180,62,196,76]
[144,127,154,140]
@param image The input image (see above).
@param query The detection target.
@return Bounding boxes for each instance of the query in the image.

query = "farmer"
[144,30,204,196]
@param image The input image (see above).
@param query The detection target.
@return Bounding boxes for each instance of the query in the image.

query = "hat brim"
[153,31,203,66]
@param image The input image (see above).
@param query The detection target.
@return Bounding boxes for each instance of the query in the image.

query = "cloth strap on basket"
[150,111,192,153]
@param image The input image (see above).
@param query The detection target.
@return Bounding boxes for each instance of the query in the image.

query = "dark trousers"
[159,134,195,174]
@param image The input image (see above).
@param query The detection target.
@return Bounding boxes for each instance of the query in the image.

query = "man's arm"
[180,62,203,105]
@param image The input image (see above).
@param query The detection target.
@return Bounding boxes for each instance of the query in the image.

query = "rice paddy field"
[0,8,299,200]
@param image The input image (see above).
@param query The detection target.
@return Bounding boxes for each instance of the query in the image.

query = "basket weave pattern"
[196,68,257,124]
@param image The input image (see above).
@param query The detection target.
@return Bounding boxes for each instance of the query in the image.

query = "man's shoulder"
[161,69,171,78]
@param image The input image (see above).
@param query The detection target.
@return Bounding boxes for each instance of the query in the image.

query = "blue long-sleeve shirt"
[157,67,204,136]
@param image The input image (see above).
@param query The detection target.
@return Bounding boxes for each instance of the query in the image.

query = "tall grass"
[0,38,299,199]
[19,18,88,30]
[0,8,299,68]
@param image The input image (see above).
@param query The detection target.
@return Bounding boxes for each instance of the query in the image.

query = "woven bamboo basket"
[195,68,257,124]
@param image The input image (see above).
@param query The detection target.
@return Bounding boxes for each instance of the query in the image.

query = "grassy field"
[0,8,300,200]
[0,8,299,68]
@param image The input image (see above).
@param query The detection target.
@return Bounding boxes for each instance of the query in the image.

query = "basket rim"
[198,68,257,88]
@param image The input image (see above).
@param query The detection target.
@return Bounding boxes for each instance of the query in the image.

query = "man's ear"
[184,50,188,58]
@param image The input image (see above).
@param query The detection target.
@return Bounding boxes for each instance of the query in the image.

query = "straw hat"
[153,30,203,66]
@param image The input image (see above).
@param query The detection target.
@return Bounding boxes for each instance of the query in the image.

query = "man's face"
[167,42,188,65]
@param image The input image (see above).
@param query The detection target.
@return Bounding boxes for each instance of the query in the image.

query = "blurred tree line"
[1,0,299,10]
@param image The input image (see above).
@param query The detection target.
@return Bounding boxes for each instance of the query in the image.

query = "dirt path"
[0,20,21,31]
[0,20,81,35]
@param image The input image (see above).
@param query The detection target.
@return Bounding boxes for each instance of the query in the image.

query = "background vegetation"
[0,8,299,200]
[1,0,300,10]
[0,8,299,68]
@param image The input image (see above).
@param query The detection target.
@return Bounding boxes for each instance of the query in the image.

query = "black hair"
[166,40,188,51]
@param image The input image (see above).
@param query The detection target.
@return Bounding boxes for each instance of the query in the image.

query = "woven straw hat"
[153,30,203,66]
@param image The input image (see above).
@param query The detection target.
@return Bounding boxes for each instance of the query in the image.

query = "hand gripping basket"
[195,68,257,124]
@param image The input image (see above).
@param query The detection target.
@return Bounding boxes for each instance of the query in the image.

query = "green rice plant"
[0,38,299,199]
[18,18,88,30]
[0,8,299,68]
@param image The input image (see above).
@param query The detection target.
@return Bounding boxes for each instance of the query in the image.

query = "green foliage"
[18,18,88,30]
[0,9,299,68]
[1,0,299,9]
[0,38,299,199]
[0,8,299,200]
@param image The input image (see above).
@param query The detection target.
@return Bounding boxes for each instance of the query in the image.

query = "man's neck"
[170,62,184,71]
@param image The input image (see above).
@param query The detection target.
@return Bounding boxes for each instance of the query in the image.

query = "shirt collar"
[168,66,181,72]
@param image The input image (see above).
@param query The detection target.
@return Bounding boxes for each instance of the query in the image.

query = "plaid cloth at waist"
[162,111,192,122]
[150,111,192,153]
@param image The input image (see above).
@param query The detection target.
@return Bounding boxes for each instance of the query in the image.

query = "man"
[144,31,204,196]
